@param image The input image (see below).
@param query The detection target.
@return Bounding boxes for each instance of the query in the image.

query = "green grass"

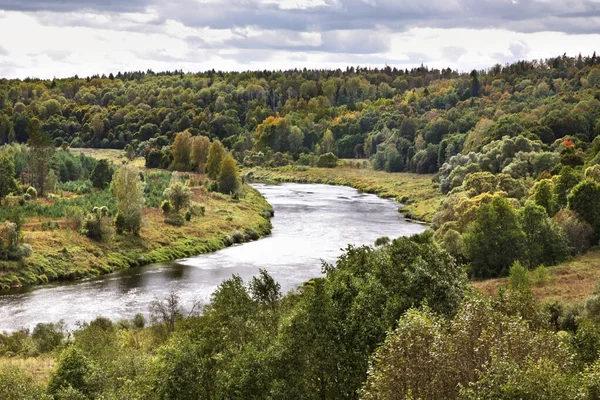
[247,165,442,222]
[0,184,273,290]
[473,248,600,305]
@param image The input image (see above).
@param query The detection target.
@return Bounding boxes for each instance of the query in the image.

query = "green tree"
[206,140,225,180]
[124,144,136,161]
[464,197,526,278]
[218,154,240,195]
[530,179,556,216]
[163,182,191,214]
[171,131,193,171]
[555,166,581,208]
[519,202,569,268]
[47,346,97,398]
[190,135,210,172]
[0,157,18,204]
[569,179,600,239]
[110,165,144,235]
[28,117,55,196]
[90,159,113,190]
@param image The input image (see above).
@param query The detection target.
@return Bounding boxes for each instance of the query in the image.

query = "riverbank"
[0,184,273,290]
[246,166,442,222]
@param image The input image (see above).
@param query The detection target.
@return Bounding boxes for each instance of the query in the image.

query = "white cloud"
[0,7,599,79]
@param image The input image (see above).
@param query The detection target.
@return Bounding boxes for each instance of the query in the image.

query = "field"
[0,177,273,290]
[69,148,146,169]
[473,248,600,304]
[247,165,442,222]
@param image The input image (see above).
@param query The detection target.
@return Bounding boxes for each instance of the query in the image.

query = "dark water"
[0,183,427,331]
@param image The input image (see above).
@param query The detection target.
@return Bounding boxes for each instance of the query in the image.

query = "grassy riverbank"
[0,184,273,290]
[473,248,600,304]
[247,165,442,222]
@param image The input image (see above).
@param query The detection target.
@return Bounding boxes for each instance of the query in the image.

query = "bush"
[317,152,338,168]
[32,321,66,353]
[232,231,245,243]
[23,193,32,201]
[64,206,85,230]
[26,186,37,198]
[114,212,125,235]
[47,346,98,398]
[244,227,260,241]
[189,204,205,217]
[509,261,530,290]
[164,214,185,227]
[375,236,391,246]
[161,200,172,215]
[531,265,551,287]
[132,314,146,329]
[84,207,109,241]
[185,210,192,222]
[0,365,50,400]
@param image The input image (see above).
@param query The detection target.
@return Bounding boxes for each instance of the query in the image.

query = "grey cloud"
[222,29,390,54]
[150,0,600,34]
[4,0,600,35]
[0,0,148,13]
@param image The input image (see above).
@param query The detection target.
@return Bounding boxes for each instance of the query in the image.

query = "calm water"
[0,183,427,331]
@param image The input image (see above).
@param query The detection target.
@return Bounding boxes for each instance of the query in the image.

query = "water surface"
[0,183,427,331]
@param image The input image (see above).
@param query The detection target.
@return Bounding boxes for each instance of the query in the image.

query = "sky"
[0,0,599,79]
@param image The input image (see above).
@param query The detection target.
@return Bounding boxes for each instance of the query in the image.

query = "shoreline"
[0,185,274,292]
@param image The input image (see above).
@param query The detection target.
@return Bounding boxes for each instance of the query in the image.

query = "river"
[0,183,427,331]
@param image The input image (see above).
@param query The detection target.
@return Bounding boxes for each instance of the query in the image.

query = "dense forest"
[4,53,600,399]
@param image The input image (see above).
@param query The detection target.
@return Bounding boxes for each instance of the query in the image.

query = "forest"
[3,52,600,398]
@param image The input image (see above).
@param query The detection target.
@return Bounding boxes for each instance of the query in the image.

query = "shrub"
[32,321,66,353]
[84,207,109,241]
[161,200,172,215]
[232,231,245,243]
[132,314,146,329]
[164,214,185,227]
[23,193,32,201]
[244,227,260,241]
[317,152,338,168]
[509,261,530,290]
[185,210,192,221]
[26,186,37,198]
[64,206,85,230]
[114,213,125,235]
[375,236,391,246]
[189,204,205,217]
[163,183,191,213]
[206,180,219,192]
[0,365,49,400]
[531,265,551,287]
[553,209,596,255]
[47,346,98,398]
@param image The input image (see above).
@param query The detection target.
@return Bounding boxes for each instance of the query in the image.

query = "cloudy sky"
[0,0,599,79]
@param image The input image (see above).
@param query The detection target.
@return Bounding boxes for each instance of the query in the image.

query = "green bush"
[32,321,66,354]
[26,186,37,198]
[165,214,185,227]
[23,193,32,201]
[0,365,50,400]
[317,152,338,168]
[185,210,192,221]
[47,346,98,398]
[161,200,172,215]
[232,231,245,243]
[244,227,260,241]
